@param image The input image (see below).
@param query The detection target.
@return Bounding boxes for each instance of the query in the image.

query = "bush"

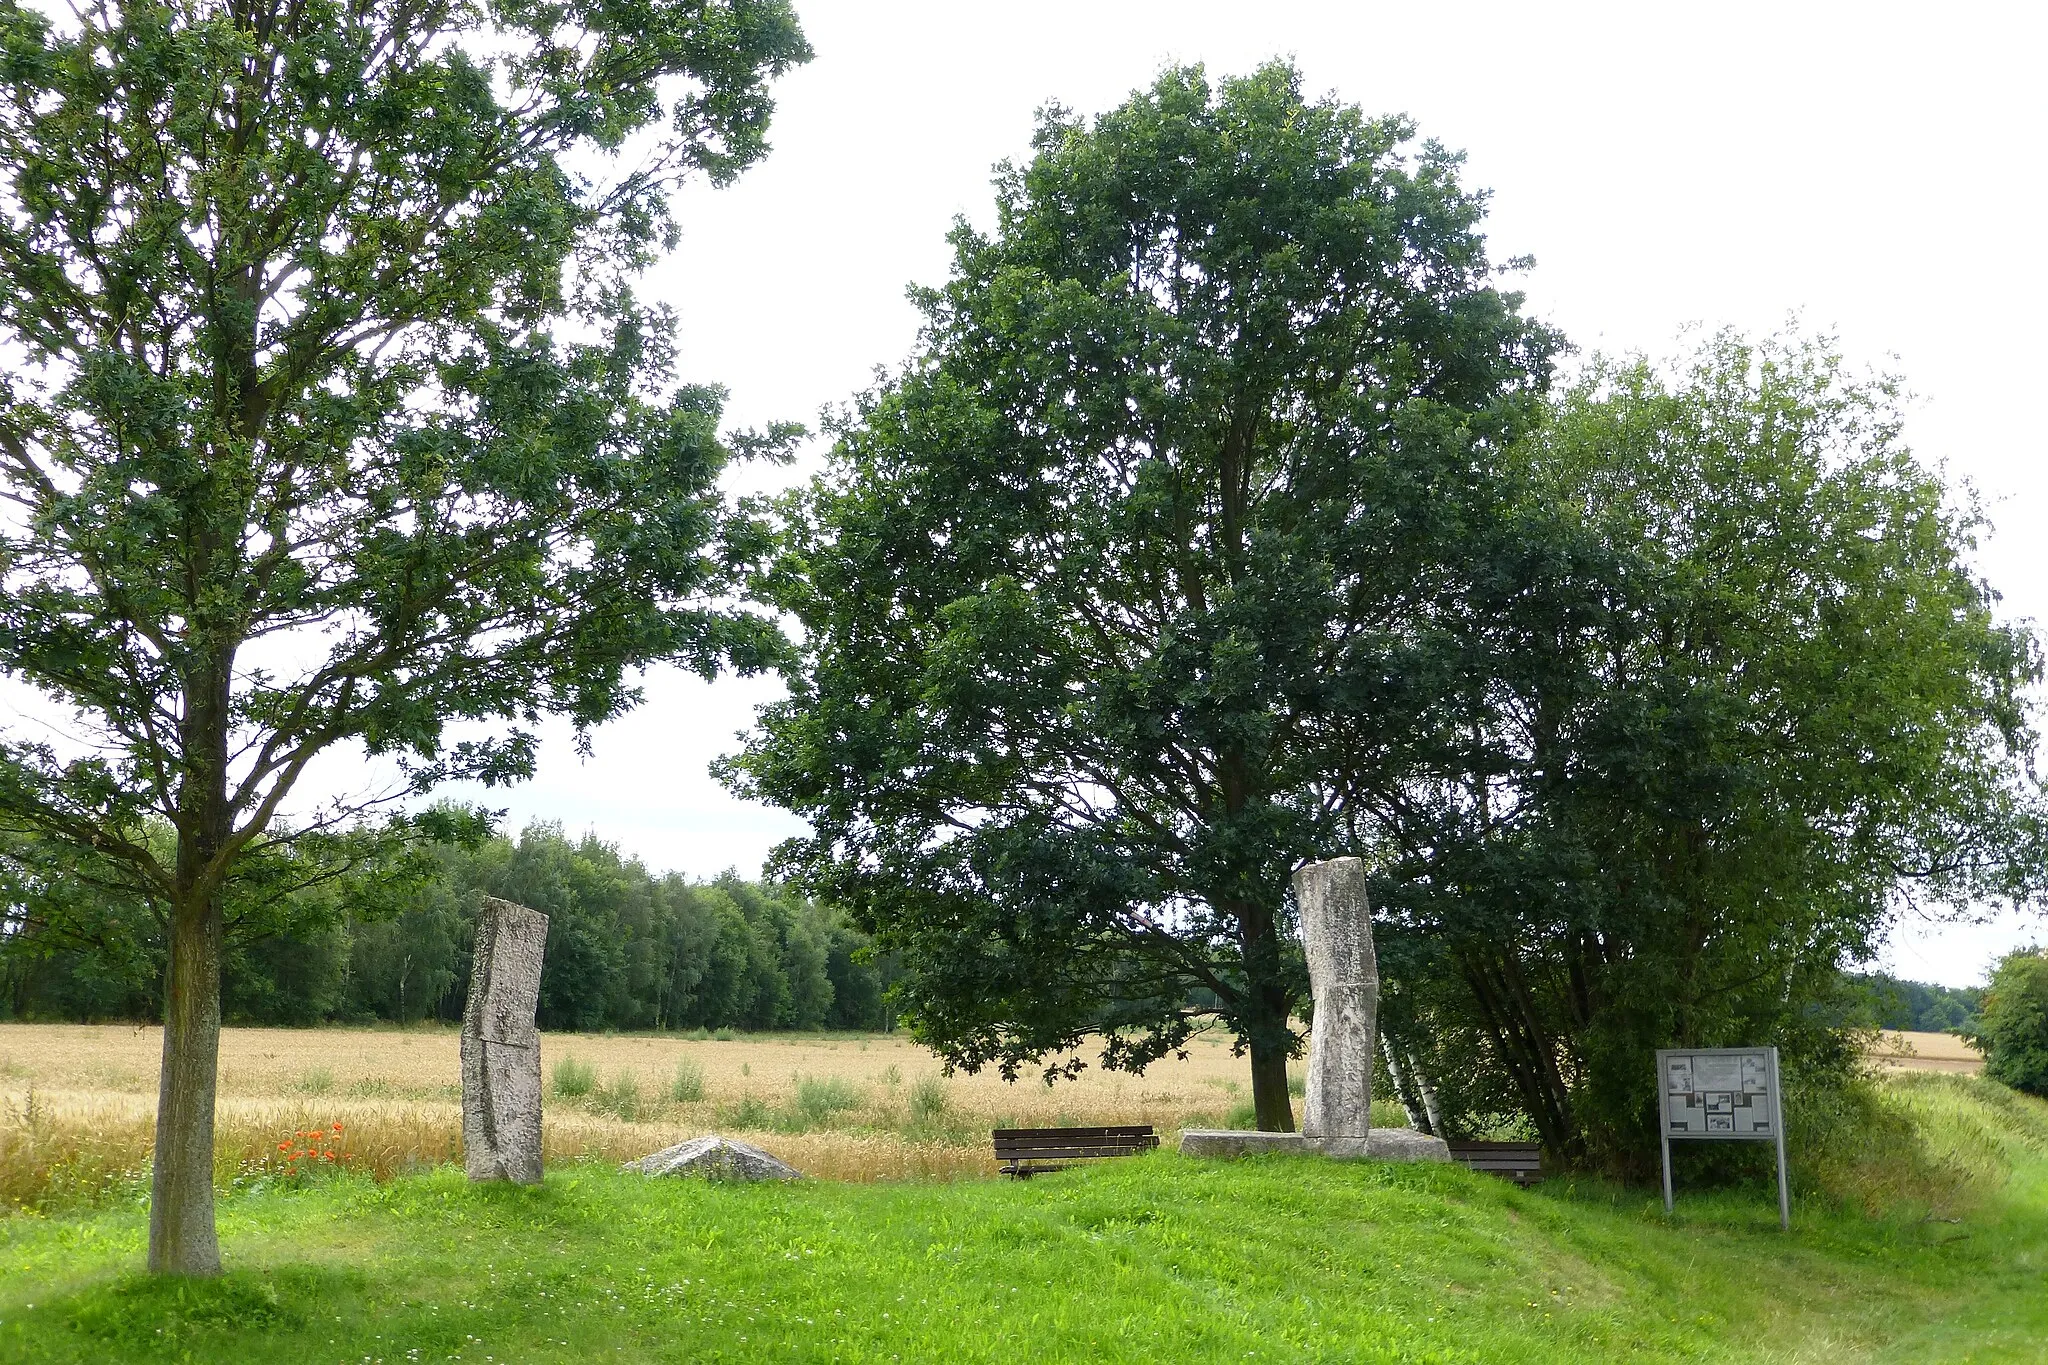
[592,1070,642,1121]
[669,1059,705,1104]
[908,1076,948,1124]
[551,1056,595,1099]
[723,1095,772,1129]
[793,1076,862,1125]
[1970,949,2048,1097]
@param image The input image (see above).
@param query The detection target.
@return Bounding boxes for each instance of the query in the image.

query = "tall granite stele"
[1294,856,1379,1157]
[462,897,550,1184]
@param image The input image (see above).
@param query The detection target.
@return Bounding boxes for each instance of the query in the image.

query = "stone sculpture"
[461,896,549,1184]
[624,1135,803,1181]
[1294,856,1378,1157]
[1180,858,1452,1165]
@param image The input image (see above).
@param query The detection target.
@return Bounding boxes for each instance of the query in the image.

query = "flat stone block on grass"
[1357,1129,1451,1163]
[624,1135,802,1181]
[1179,1128,1450,1162]
[1179,1129,1309,1158]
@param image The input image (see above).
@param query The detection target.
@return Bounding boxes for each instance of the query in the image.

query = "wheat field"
[1866,1029,1985,1075]
[0,1022,1268,1206]
[9,1021,1970,1209]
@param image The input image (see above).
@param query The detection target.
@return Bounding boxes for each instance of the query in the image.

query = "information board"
[1661,1047,1777,1139]
[1655,1045,1789,1228]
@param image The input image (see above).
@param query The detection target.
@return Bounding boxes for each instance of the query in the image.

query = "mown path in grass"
[2,1131,2045,1365]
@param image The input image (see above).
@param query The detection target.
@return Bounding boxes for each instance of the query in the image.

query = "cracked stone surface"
[624,1135,803,1181]
[1294,857,1379,1152]
[461,897,549,1184]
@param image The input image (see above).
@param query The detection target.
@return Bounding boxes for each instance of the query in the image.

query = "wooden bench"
[992,1125,1160,1178]
[1447,1140,1544,1186]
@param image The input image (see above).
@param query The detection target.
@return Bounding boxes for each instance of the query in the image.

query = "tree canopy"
[1970,948,2048,1098]
[728,62,1562,1131]
[1373,334,2045,1166]
[0,0,808,1272]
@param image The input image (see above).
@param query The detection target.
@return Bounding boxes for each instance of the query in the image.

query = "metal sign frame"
[1655,1045,1789,1230]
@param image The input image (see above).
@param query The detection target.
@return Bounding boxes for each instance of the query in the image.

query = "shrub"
[551,1056,595,1099]
[670,1059,705,1104]
[794,1076,862,1125]
[592,1070,642,1121]
[723,1095,772,1129]
[908,1076,948,1124]
[1970,949,2048,1097]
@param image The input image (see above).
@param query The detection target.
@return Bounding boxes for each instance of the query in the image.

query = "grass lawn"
[1,1078,2043,1364]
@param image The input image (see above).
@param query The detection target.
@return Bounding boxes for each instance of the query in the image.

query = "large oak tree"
[728,63,1560,1130]
[0,0,807,1272]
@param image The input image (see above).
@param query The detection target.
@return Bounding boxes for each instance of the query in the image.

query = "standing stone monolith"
[1294,857,1378,1157]
[462,896,549,1184]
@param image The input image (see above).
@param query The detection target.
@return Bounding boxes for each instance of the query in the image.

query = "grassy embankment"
[0,1072,2043,1363]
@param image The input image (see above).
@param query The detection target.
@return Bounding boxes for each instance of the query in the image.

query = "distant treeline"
[1840,973,1982,1033]
[0,820,1984,1046]
[0,825,897,1033]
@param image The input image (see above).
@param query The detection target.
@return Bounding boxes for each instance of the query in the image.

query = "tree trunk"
[1233,894,1297,1132]
[150,891,224,1275]
[151,648,234,1275]
[1248,1031,1295,1132]
[1407,1045,1445,1137]
[1382,1034,1434,1136]
[1458,947,1579,1160]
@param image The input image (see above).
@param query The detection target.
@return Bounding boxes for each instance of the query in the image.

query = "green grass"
[2,1076,2044,1363]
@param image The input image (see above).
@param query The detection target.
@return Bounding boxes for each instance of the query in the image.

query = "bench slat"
[987,1129,1155,1146]
[995,1147,1153,1161]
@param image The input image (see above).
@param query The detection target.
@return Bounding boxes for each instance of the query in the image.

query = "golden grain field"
[0,1022,1268,1206]
[1866,1029,1985,1075]
[5,1022,1981,1209]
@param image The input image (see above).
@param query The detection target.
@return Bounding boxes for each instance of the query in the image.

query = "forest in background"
[0,824,897,1034]
[0,812,1979,1043]
[1846,974,1982,1033]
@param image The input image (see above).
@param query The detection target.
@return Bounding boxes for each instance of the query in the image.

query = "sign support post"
[1660,1125,1674,1215]
[1656,1045,1789,1230]
[1772,1076,1790,1231]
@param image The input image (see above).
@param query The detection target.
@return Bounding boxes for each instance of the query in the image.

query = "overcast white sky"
[420,1,2046,988]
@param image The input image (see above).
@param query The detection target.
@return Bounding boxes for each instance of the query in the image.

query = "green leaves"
[0,0,808,907]
[730,62,1557,1105]
[1382,331,2048,1163]
[1970,948,2048,1097]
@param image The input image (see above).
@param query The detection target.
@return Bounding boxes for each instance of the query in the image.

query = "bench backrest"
[992,1125,1159,1161]
[1446,1140,1543,1181]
